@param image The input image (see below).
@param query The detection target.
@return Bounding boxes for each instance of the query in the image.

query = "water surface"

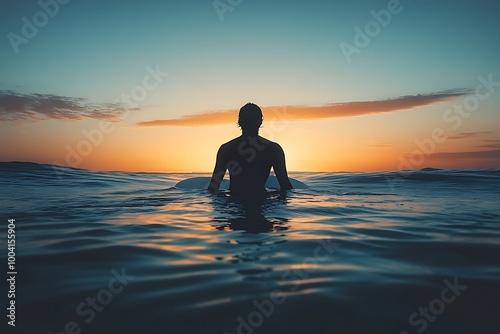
[1,162,499,334]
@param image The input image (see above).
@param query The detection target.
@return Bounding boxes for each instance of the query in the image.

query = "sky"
[1,0,499,172]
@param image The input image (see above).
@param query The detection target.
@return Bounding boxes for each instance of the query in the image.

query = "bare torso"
[208,134,292,195]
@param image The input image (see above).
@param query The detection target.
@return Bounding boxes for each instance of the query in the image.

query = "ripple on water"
[2,164,499,333]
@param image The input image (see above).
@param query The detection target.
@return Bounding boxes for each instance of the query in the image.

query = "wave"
[2,162,500,334]
[2,161,499,184]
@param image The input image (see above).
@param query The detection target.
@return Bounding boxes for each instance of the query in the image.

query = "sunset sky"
[1,0,499,172]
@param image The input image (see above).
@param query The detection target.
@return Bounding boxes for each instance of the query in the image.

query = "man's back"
[209,135,292,195]
[208,103,293,195]
[222,135,274,195]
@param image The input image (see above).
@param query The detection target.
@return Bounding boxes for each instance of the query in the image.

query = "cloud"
[446,131,491,140]
[427,149,500,160]
[0,90,139,123]
[475,139,500,150]
[446,133,500,149]
[136,89,471,127]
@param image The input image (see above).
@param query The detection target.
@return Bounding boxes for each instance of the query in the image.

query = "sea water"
[1,162,499,334]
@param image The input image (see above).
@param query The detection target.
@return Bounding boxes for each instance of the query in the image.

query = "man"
[207,103,293,195]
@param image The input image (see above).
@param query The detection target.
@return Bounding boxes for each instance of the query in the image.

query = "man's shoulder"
[254,136,278,146]
[258,137,282,150]
[221,137,240,147]
[218,137,240,152]
[219,136,281,150]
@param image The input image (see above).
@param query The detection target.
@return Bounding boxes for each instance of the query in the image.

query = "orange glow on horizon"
[2,105,498,173]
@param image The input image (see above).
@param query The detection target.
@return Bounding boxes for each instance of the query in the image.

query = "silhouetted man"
[208,103,293,195]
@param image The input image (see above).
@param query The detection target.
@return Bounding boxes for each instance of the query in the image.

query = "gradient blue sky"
[1,0,499,171]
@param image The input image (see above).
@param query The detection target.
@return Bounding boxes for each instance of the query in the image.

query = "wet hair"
[238,103,263,132]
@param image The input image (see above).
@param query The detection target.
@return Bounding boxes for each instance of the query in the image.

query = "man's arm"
[207,146,227,193]
[273,144,293,190]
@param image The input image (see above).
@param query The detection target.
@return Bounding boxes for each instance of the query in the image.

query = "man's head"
[238,103,263,133]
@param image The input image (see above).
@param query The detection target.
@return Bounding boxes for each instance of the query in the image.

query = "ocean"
[1,162,499,334]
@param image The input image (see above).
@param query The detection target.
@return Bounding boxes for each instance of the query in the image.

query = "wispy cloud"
[0,90,139,123]
[136,89,471,127]
[447,131,491,140]
[475,139,500,150]
[446,132,500,150]
[427,149,500,160]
